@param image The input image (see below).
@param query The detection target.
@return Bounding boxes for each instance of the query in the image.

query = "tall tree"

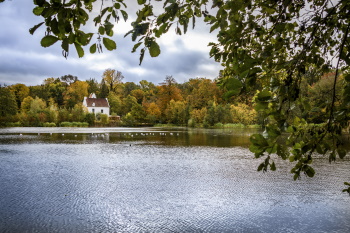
[60,74,78,85]
[157,76,183,114]
[9,83,29,110]
[102,69,124,93]
[0,86,17,117]
[64,81,89,108]
[86,78,100,95]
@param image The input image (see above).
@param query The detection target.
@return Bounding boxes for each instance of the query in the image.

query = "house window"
[92,109,95,113]
[101,109,103,113]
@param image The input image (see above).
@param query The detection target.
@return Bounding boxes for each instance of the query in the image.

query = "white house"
[83,93,110,116]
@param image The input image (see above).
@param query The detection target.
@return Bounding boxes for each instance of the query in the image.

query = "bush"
[188,118,196,128]
[60,122,89,127]
[223,123,246,128]
[80,122,89,127]
[84,113,95,126]
[6,121,22,127]
[203,120,209,128]
[214,122,224,128]
[60,122,72,127]
[100,114,109,125]
[121,113,136,127]
[43,122,56,127]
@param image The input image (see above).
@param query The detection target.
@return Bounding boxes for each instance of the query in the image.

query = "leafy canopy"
[21,0,350,193]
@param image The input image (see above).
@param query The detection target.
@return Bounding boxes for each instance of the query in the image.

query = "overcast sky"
[0,0,222,86]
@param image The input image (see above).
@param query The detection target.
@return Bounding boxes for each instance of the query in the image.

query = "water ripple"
[0,136,349,232]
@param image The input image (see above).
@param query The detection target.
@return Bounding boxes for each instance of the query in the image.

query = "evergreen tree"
[0,86,17,117]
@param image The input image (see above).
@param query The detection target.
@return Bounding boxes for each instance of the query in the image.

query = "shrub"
[43,122,56,127]
[6,121,22,127]
[188,118,196,128]
[60,121,88,127]
[100,114,109,125]
[84,113,95,126]
[60,122,72,127]
[214,122,224,128]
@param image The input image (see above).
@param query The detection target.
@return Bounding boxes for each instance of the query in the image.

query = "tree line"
[0,69,258,127]
[0,68,339,129]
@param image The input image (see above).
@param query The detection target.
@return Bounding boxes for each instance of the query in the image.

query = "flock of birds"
[18,132,180,138]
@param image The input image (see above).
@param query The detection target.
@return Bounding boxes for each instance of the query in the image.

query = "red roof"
[85,98,109,107]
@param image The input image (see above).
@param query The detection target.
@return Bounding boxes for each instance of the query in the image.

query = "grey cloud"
[0,0,221,86]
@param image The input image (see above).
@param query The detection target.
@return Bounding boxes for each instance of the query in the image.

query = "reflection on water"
[0,127,350,232]
[0,127,256,147]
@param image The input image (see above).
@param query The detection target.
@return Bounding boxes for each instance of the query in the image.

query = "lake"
[0,127,350,232]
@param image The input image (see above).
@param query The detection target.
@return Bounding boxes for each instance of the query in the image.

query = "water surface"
[0,127,349,232]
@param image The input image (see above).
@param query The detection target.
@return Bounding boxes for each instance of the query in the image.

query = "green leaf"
[139,48,145,65]
[224,78,243,96]
[40,35,59,48]
[337,148,347,159]
[293,173,299,181]
[270,162,276,171]
[102,37,117,51]
[132,42,142,53]
[149,41,161,57]
[250,134,268,147]
[74,42,84,58]
[90,43,97,54]
[155,23,168,38]
[344,73,350,82]
[277,144,289,160]
[29,22,44,35]
[99,26,105,35]
[138,0,146,4]
[249,144,265,158]
[257,89,272,101]
[120,10,128,22]
[61,38,69,52]
[257,163,265,171]
[304,166,315,177]
[33,6,44,16]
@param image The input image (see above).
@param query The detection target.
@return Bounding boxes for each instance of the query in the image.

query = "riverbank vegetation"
[0,70,340,130]
[0,72,259,128]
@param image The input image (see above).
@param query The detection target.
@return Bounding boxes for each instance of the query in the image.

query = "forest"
[0,68,340,129]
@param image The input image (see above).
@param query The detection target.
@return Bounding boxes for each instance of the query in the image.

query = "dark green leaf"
[149,41,161,57]
[90,43,97,54]
[120,10,128,22]
[304,166,315,177]
[61,38,69,52]
[250,134,268,147]
[257,89,272,101]
[139,48,145,65]
[132,42,142,53]
[337,148,347,159]
[224,78,243,96]
[293,173,299,181]
[270,162,276,171]
[257,163,265,171]
[74,42,84,58]
[344,73,350,82]
[29,22,44,35]
[33,6,44,16]
[99,26,105,35]
[102,37,117,51]
[40,35,59,47]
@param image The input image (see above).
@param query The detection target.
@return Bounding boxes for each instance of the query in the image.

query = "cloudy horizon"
[0,0,222,86]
